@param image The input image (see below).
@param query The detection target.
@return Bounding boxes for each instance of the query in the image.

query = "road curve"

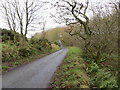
[2,48,69,88]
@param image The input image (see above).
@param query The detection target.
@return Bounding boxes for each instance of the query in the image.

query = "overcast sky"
[0,0,117,38]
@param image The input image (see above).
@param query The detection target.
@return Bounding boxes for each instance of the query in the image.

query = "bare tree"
[52,0,118,62]
[51,0,91,38]
[51,0,92,57]
[1,1,17,32]
[1,0,43,41]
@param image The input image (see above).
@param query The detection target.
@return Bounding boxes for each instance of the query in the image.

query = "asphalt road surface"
[2,48,69,88]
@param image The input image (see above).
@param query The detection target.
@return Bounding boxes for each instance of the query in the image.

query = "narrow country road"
[2,48,69,88]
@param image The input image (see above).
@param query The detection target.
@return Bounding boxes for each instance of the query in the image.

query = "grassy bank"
[1,42,60,73]
[51,47,90,88]
[1,28,61,73]
[50,47,118,88]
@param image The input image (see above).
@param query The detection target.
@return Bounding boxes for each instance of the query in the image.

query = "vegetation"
[0,0,119,89]
[1,0,44,41]
[2,29,24,42]
[33,27,81,47]
[1,29,60,72]
[49,0,119,88]
[51,47,118,88]
[51,44,60,52]
[51,47,90,88]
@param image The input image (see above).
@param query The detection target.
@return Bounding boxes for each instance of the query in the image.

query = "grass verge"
[50,47,90,88]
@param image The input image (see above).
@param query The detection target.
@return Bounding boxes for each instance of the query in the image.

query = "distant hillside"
[32,27,81,47]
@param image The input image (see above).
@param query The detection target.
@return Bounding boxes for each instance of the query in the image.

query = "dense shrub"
[2,42,20,62]
[19,47,31,57]
[2,37,53,62]
[90,62,99,73]
[51,44,60,52]
[2,41,37,61]
[2,29,14,41]
[18,44,37,57]
[1,29,26,42]
[53,41,60,46]
[91,69,118,88]
[84,61,118,88]
[79,10,118,64]
[30,38,52,51]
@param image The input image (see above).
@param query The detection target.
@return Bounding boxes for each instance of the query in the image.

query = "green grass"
[14,62,20,65]
[0,43,2,50]
[0,65,10,69]
[67,47,82,55]
[50,47,90,88]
